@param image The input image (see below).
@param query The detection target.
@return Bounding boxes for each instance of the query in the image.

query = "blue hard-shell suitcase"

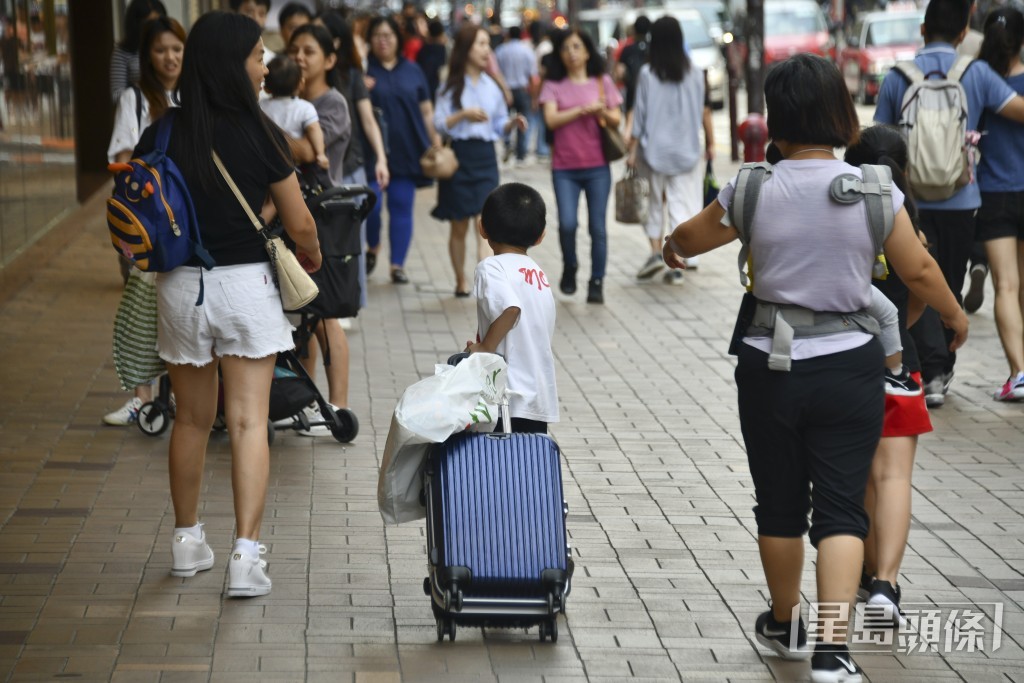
[423,429,573,643]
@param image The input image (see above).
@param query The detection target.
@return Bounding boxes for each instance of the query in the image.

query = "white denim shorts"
[156,263,294,366]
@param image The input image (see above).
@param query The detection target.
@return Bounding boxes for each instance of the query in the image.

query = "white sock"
[232,538,261,557]
[887,363,903,374]
[174,523,203,541]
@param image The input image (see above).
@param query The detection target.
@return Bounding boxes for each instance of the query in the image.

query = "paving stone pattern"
[0,153,1021,682]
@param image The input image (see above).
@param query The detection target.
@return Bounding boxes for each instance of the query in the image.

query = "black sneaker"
[885,367,922,396]
[867,578,905,627]
[586,278,603,304]
[366,251,377,275]
[754,610,811,660]
[963,262,987,313]
[559,266,577,295]
[811,645,863,683]
[856,568,872,603]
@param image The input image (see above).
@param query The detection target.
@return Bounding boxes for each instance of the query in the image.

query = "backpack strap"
[893,60,925,85]
[154,109,175,153]
[829,164,894,279]
[946,55,975,83]
[728,161,772,288]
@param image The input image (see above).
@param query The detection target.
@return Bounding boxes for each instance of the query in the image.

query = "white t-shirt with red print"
[473,253,558,423]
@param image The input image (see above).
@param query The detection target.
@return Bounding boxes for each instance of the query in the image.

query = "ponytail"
[979,7,1024,77]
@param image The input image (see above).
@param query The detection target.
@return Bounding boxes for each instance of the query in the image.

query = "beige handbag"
[420,141,459,180]
[212,152,319,312]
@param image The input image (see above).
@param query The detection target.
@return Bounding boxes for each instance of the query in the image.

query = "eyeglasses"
[372,32,396,42]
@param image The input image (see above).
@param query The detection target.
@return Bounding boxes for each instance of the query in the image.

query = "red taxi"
[839,9,925,104]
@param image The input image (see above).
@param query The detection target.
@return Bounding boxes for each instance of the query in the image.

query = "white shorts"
[156,263,295,366]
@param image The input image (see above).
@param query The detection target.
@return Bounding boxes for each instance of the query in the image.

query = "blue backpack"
[107,111,214,273]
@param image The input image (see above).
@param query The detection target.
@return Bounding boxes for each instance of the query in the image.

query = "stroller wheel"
[330,408,359,443]
[267,418,276,446]
[137,402,170,437]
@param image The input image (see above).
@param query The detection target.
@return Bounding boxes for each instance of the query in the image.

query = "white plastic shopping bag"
[377,353,508,525]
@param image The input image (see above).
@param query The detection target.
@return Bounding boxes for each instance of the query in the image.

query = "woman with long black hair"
[626,15,713,284]
[433,23,525,296]
[134,11,321,597]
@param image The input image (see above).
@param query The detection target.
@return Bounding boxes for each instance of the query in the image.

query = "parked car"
[763,0,834,65]
[839,9,925,104]
[579,6,727,109]
[666,0,735,45]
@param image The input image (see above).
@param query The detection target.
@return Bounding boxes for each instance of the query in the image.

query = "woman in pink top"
[539,28,622,304]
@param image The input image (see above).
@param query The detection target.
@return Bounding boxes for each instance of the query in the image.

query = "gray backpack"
[726,162,894,371]
[893,56,974,202]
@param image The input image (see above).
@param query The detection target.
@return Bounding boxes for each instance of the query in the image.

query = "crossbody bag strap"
[212,151,264,234]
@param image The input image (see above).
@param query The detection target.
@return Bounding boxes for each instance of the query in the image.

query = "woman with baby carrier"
[133,11,321,597]
[663,54,967,682]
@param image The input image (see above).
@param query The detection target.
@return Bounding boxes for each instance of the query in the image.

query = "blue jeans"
[530,109,549,157]
[366,176,417,268]
[552,165,611,281]
[506,88,532,160]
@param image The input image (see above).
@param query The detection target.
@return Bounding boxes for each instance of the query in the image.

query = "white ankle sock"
[232,538,261,557]
[174,523,203,541]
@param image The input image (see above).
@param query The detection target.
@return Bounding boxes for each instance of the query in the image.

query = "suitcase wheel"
[538,618,558,643]
[436,618,455,642]
[422,577,431,596]
[442,588,463,613]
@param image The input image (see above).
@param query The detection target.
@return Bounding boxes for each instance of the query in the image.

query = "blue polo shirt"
[874,43,1017,210]
[977,72,1024,193]
[366,56,432,179]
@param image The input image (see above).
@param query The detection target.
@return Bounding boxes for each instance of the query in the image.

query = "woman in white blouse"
[108,16,185,165]
[433,23,525,296]
[103,16,185,428]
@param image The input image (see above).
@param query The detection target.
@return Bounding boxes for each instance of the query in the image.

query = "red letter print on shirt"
[519,268,550,291]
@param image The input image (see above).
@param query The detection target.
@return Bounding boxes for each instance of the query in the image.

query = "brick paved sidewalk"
[0,155,1021,683]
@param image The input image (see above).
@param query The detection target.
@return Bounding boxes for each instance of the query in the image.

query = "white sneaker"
[170,526,215,577]
[227,544,271,597]
[103,397,143,426]
[297,403,337,437]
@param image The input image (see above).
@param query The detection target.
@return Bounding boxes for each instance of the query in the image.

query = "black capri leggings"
[735,338,885,547]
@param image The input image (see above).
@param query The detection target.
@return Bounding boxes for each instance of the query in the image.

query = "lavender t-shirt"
[539,74,622,171]
[717,159,907,359]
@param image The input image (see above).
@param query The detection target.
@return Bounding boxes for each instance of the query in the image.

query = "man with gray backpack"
[874,0,1024,407]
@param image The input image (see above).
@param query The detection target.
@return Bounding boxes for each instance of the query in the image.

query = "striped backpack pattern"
[107,111,214,272]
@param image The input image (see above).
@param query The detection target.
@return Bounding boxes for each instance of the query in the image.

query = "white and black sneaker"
[811,645,863,683]
[867,579,905,627]
[754,610,811,660]
[884,367,922,396]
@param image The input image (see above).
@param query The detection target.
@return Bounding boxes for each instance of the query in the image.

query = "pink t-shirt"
[539,74,622,170]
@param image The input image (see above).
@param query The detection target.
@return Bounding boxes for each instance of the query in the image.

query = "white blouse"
[107,87,176,163]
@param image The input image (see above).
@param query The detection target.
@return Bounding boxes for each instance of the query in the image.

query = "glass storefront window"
[0,0,76,268]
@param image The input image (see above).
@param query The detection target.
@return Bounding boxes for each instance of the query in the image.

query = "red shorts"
[882,372,933,438]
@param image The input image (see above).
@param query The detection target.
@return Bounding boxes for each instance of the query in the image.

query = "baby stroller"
[136,173,375,445]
